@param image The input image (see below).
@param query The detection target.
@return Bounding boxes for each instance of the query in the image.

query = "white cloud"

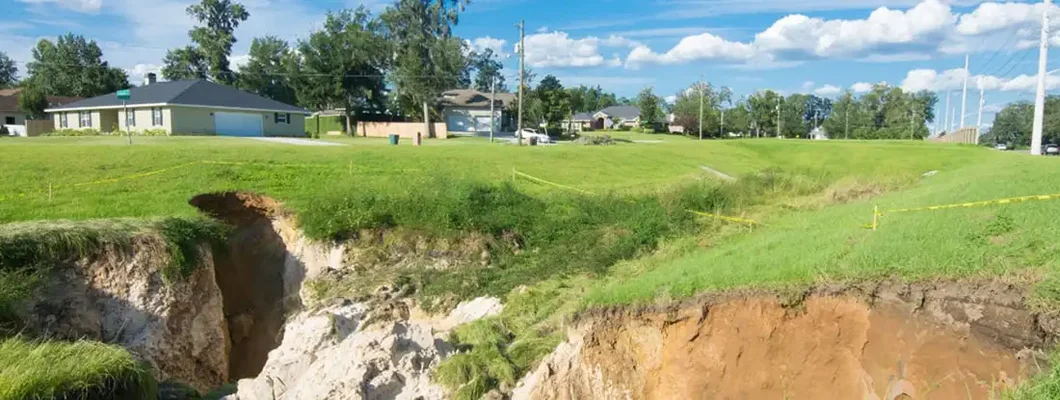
[469,36,508,56]
[536,26,549,33]
[126,63,161,84]
[956,2,1057,36]
[664,95,677,104]
[522,32,636,68]
[851,82,874,93]
[230,54,250,71]
[624,32,757,67]
[899,67,1060,93]
[814,84,842,96]
[801,81,815,91]
[18,0,101,13]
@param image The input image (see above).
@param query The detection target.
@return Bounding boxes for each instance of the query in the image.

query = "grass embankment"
[0,337,157,400]
[0,137,1033,397]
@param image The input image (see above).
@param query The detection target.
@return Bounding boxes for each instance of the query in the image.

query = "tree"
[672,82,717,137]
[990,101,1034,146]
[25,33,129,97]
[637,86,662,129]
[17,85,48,119]
[781,93,809,137]
[290,8,390,134]
[824,91,856,139]
[471,49,505,93]
[0,52,16,88]
[747,90,782,137]
[238,36,297,104]
[186,0,249,84]
[534,75,568,132]
[383,0,472,121]
[804,95,832,129]
[161,46,209,81]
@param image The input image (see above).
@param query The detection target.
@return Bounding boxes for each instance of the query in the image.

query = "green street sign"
[116,89,131,100]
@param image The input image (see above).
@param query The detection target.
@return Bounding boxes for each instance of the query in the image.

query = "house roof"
[44,80,307,113]
[596,105,640,120]
[438,89,516,108]
[570,112,593,121]
[0,88,81,113]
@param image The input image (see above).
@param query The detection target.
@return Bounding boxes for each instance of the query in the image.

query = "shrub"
[0,126,8,136]
[141,128,168,137]
[44,128,103,137]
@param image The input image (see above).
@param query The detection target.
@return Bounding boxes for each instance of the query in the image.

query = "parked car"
[516,128,554,144]
[1046,144,1059,155]
[995,143,1008,151]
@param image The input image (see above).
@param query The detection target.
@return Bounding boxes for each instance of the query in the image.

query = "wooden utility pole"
[516,20,525,146]
[490,77,496,143]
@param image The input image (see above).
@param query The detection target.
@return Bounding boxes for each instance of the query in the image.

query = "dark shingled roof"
[597,105,640,120]
[46,80,307,113]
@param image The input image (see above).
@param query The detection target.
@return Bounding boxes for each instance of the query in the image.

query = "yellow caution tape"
[512,169,596,196]
[686,209,760,225]
[882,192,1060,215]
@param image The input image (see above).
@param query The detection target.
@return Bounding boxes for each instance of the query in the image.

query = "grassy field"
[0,337,157,400]
[2,135,1058,397]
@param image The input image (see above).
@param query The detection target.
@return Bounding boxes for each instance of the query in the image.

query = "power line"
[977,26,1022,75]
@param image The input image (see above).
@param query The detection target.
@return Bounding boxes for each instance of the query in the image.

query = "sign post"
[117,89,131,144]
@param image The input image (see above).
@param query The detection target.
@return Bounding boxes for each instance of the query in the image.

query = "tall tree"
[238,36,297,104]
[17,85,48,119]
[290,8,390,133]
[186,0,249,84]
[534,75,568,132]
[637,86,663,129]
[747,90,782,137]
[25,34,129,97]
[781,93,809,137]
[471,49,505,93]
[161,46,209,81]
[0,52,16,88]
[804,95,832,129]
[824,91,856,139]
[672,82,717,137]
[990,101,1034,146]
[383,0,471,121]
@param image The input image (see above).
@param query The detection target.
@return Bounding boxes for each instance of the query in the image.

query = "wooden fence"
[357,122,448,139]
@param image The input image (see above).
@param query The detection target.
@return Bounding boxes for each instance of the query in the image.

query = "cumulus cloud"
[813,84,842,96]
[851,82,874,93]
[624,32,757,67]
[523,32,637,68]
[125,63,161,84]
[900,67,1060,92]
[618,1,1060,69]
[18,0,101,13]
[469,36,508,56]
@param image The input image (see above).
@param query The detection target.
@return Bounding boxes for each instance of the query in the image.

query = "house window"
[79,111,92,128]
[152,108,163,126]
[126,109,136,127]
[275,113,289,124]
[4,117,13,125]
[59,113,68,128]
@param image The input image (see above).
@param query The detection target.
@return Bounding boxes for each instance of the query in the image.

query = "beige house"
[45,75,308,136]
[438,89,516,135]
[0,89,80,136]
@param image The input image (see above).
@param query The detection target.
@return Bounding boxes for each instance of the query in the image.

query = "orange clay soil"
[519,280,1059,400]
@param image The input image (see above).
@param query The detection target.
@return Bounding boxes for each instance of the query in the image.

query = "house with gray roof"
[438,89,516,135]
[45,74,309,137]
[565,105,641,131]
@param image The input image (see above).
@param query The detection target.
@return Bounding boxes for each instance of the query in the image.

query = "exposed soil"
[517,279,1060,400]
[190,191,290,380]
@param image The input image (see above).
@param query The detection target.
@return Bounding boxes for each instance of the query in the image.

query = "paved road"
[246,137,344,146]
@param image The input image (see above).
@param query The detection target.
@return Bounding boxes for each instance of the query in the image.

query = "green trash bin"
[388,134,399,145]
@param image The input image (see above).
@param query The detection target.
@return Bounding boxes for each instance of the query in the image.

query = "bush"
[0,126,8,136]
[140,129,168,137]
[45,128,103,137]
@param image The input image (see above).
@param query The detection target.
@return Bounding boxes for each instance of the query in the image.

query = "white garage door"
[214,112,263,136]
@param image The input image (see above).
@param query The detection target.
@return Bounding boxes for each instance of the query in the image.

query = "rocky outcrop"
[19,234,229,393]
[226,297,503,400]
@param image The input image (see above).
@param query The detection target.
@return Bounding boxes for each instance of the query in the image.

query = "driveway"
[246,137,344,146]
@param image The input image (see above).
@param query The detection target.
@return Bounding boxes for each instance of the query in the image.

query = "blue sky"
[2,0,1059,129]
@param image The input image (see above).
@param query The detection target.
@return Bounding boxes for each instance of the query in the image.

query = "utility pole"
[720,107,725,138]
[944,90,952,133]
[423,101,430,139]
[977,79,985,131]
[960,54,969,128]
[698,80,704,140]
[490,77,496,143]
[516,20,525,146]
[1032,0,1050,155]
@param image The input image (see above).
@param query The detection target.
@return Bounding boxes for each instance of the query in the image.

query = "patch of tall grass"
[0,336,157,400]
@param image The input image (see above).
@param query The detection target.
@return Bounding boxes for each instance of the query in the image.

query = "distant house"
[45,74,308,136]
[564,105,641,131]
[438,89,516,136]
[810,127,829,140]
[0,89,80,136]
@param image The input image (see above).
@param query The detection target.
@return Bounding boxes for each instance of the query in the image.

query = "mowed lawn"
[0,136,985,223]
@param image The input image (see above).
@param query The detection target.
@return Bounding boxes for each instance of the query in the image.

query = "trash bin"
[388,134,399,145]
[529,136,538,146]
[414,132,422,146]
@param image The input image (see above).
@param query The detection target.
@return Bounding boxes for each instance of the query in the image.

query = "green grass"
[0,217,226,331]
[586,151,1060,306]
[0,337,157,400]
